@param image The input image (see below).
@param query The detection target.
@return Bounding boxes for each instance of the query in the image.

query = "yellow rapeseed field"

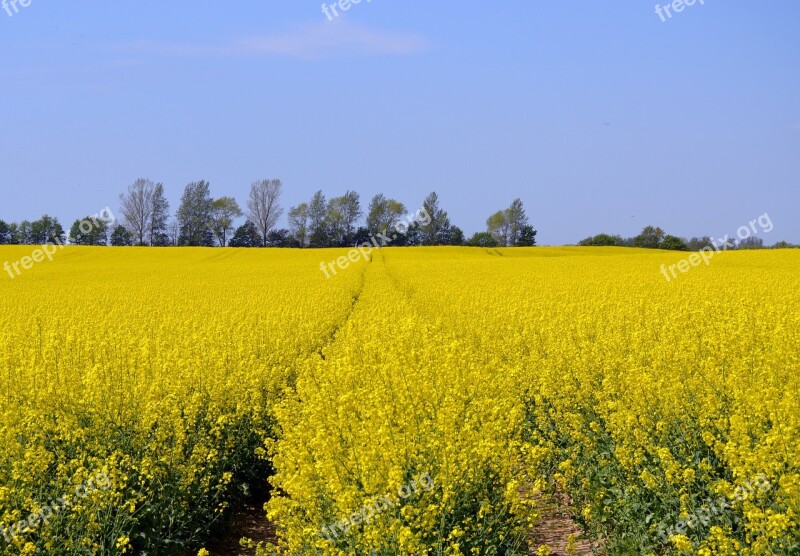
[0,246,798,555]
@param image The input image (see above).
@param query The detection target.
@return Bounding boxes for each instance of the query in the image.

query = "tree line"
[0,179,537,248]
[579,226,796,250]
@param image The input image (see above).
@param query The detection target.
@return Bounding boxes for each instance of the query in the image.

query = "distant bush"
[578,233,625,247]
[660,235,688,251]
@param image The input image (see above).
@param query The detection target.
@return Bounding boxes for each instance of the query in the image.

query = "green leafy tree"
[150,183,171,246]
[352,227,371,246]
[578,234,624,247]
[393,223,422,247]
[487,199,530,246]
[110,225,133,246]
[308,191,329,248]
[69,216,109,245]
[467,231,499,247]
[486,210,510,246]
[327,191,362,247]
[0,220,11,244]
[506,198,529,245]
[633,226,666,249]
[366,194,407,237]
[266,229,292,247]
[12,221,30,244]
[444,225,465,246]
[211,197,243,247]
[229,221,262,247]
[739,237,765,249]
[516,225,537,247]
[177,181,214,246]
[30,215,65,244]
[419,192,452,246]
[288,203,309,247]
[660,235,688,251]
[686,236,714,251]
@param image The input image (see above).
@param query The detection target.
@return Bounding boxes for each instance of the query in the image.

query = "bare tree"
[168,219,180,246]
[288,202,309,247]
[119,179,156,246]
[247,179,283,247]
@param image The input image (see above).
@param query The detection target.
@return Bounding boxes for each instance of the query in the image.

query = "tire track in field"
[314,257,370,361]
[528,489,601,555]
[377,250,600,555]
[206,258,372,555]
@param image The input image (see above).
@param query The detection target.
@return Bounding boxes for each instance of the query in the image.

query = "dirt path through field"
[528,495,598,555]
[207,495,599,556]
[205,498,275,555]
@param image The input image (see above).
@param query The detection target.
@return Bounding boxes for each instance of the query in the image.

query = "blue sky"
[0,0,798,244]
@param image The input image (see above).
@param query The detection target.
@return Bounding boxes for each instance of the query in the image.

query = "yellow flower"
[116,536,131,553]
[0,245,797,553]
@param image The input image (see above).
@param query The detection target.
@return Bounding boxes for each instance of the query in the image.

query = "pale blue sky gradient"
[0,1,798,244]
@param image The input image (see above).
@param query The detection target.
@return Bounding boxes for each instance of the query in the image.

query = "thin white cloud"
[121,21,427,59]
